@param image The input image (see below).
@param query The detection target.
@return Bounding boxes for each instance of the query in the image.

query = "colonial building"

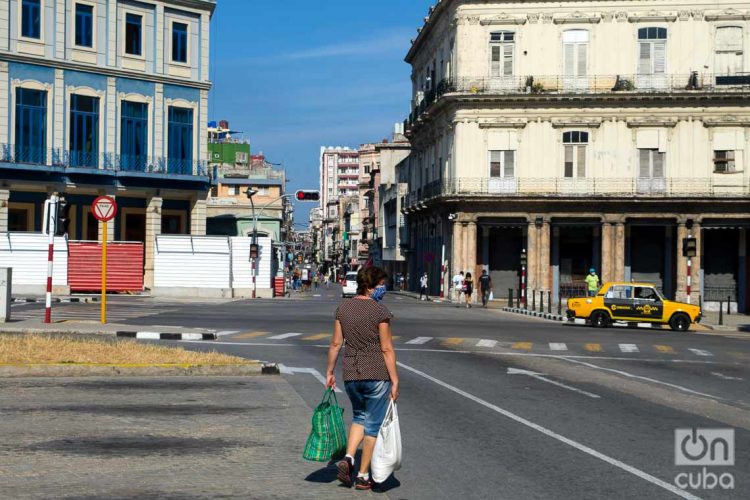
[402,0,750,311]
[0,0,215,288]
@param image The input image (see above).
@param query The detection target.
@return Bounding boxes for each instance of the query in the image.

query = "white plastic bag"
[371,400,402,483]
[489,290,494,301]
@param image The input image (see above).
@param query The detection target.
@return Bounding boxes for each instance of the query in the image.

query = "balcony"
[0,145,208,178]
[406,73,750,129]
[404,176,749,207]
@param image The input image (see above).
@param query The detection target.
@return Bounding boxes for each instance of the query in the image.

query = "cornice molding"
[553,12,601,25]
[0,52,212,91]
[628,10,678,23]
[480,14,526,26]
[705,8,750,21]
[551,119,602,129]
[703,117,750,127]
[626,117,678,128]
[478,120,527,129]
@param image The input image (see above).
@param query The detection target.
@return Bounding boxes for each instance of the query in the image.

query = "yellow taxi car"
[566,282,702,331]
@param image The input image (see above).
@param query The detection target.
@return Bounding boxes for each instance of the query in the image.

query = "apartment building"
[0,0,215,288]
[319,145,359,272]
[402,0,750,310]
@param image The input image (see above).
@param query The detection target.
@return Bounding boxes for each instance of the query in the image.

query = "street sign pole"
[43,195,59,324]
[91,196,117,324]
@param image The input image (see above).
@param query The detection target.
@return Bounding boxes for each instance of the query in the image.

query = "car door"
[632,286,664,321]
[603,285,637,320]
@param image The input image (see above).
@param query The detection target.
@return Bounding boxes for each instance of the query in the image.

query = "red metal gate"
[68,242,144,292]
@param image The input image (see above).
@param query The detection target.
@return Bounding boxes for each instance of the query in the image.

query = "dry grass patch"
[0,334,252,365]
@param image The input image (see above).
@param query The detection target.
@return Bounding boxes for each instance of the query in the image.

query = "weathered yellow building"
[402,0,750,310]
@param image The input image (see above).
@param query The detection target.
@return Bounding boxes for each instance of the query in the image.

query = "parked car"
[566,282,702,331]
[342,272,359,298]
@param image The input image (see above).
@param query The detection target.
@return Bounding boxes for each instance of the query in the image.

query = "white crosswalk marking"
[267,333,302,340]
[476,339,497,348]
[549,342,568,351]
[688,348,713,357]
[619,344,639,353]
[406,337,433,345]
[216,330,240,337]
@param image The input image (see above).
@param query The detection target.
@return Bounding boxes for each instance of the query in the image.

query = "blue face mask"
[371,285,387,302]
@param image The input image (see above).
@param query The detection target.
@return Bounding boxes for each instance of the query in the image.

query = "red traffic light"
[295,190,320,202]
[250,243,259,259]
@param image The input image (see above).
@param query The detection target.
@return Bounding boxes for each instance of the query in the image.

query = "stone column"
[190,193,208,235]
[144,196,163,289]
[0,189,9,232]
[614,222,626,281]
[451,221,464,277]
[466,221,477,301]
[601,221,613,283]
[676,222,688,302]
[526,221,538,293]
[539,220,551,292]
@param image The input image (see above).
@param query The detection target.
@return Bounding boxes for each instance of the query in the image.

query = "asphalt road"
[10,290,750,499]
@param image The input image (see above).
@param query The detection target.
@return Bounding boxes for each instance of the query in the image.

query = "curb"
[0,362,266,378]
[12,297,99,304]
[117,331,217,341]
[502,307,565,322]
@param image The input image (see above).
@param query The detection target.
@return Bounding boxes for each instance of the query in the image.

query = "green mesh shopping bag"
[303,387,347,462]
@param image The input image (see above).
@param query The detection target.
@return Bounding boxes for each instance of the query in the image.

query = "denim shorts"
[344,380,392,437]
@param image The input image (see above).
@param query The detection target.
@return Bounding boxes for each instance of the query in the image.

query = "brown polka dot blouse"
[335,298,393,381]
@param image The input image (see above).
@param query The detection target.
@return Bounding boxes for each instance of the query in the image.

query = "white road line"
[619,344,640,353]
[397,362,700,500]
[406,336,433,345]
[560,358,720,399]
[277,364,342,393]
[507,368,600,399]
[215,330,240,337]
[710,372,743,381]
[476,339,498,348]
[267,332,303,340]
[688,348,713,357]
[549,342,568,351]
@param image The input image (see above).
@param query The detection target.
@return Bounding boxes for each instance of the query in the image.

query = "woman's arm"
[379,320,400,401]
[325,320,344,388]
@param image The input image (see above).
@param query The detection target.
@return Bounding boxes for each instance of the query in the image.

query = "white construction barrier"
[0,233,69,294]
[231,237,273,298]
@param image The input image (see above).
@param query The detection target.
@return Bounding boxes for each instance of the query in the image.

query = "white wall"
[0,233,68,293]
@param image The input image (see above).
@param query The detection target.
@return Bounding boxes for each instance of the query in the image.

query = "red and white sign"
[91,196,117,222]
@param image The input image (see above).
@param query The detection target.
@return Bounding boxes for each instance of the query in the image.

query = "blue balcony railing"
[0,144,207,177]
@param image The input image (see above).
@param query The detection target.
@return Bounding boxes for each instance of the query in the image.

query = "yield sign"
[91,196,117,222]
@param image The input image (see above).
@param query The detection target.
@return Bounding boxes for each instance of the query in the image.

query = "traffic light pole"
[250,193,295,299]
[43,195,59,323]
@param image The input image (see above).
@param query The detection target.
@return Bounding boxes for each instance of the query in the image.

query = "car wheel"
[590,311,610,328]
[669,313,690,332]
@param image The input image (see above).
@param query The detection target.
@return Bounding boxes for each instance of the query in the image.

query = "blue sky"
[208,0,432,225]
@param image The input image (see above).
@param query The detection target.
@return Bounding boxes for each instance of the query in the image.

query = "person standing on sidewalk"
[419,272,429,301]
[585,268,600,297]
[325,266,399,491]
[452,271,464,303]
[464,272,474,308]
[479,270,492,307]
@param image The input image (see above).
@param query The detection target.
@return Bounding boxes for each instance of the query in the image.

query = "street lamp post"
[246,188,259,299]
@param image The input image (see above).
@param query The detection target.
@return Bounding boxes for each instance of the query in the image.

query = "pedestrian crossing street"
[220,331,721,358]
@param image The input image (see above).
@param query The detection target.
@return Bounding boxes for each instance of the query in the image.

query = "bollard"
[699,294,702,310]
[719,300,724,325]
[508,288,513,308]
[516,289,521,308]
[539,291,544,314]
[727,296,731,316]
[558,297,562,317]
[532,290,536,311]
[547,291,552,314]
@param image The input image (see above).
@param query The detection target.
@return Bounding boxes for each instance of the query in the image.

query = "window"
[715,26,743,75]
[9,207,31,231]
[161,214,183,234]
[563,131,588,178]
[167,106,193,174]
[235,151,248,163]
[605,285,632,299]
[171,22,188,63]
[490,31,514,77]
[563,30,588,82]
[21,0,41,39]
[364,165,370,174]
[638,148,665,178]
[489,150,515,178]
[15,87,47,163]
[634,286,660,301]
[125,13,142,56]
[714,150,736,173]
[74,3,94,48]
[228,186,239,196]
[255,187,269,196]
[69,94,99,167]
[637,27,667,75]
[120,100,148,170]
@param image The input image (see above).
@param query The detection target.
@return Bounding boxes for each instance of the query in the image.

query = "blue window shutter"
[172,23,188,63]
[15,88,47,163]
[75,4,94,47]
[167,106,193,174]
[120,101,148,170]
[22,0,41,39]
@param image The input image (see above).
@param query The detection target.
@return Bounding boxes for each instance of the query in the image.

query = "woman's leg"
[346,423,365,457]
[358,436,378,474]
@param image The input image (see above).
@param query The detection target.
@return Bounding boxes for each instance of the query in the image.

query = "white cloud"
[281,29,409,60]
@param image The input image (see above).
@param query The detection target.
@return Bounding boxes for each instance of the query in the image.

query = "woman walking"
[464,272,474,308]
[325,266,399,490]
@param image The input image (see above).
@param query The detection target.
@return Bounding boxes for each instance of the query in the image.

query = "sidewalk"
[699,310,750,332]
[0,376,369,499]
